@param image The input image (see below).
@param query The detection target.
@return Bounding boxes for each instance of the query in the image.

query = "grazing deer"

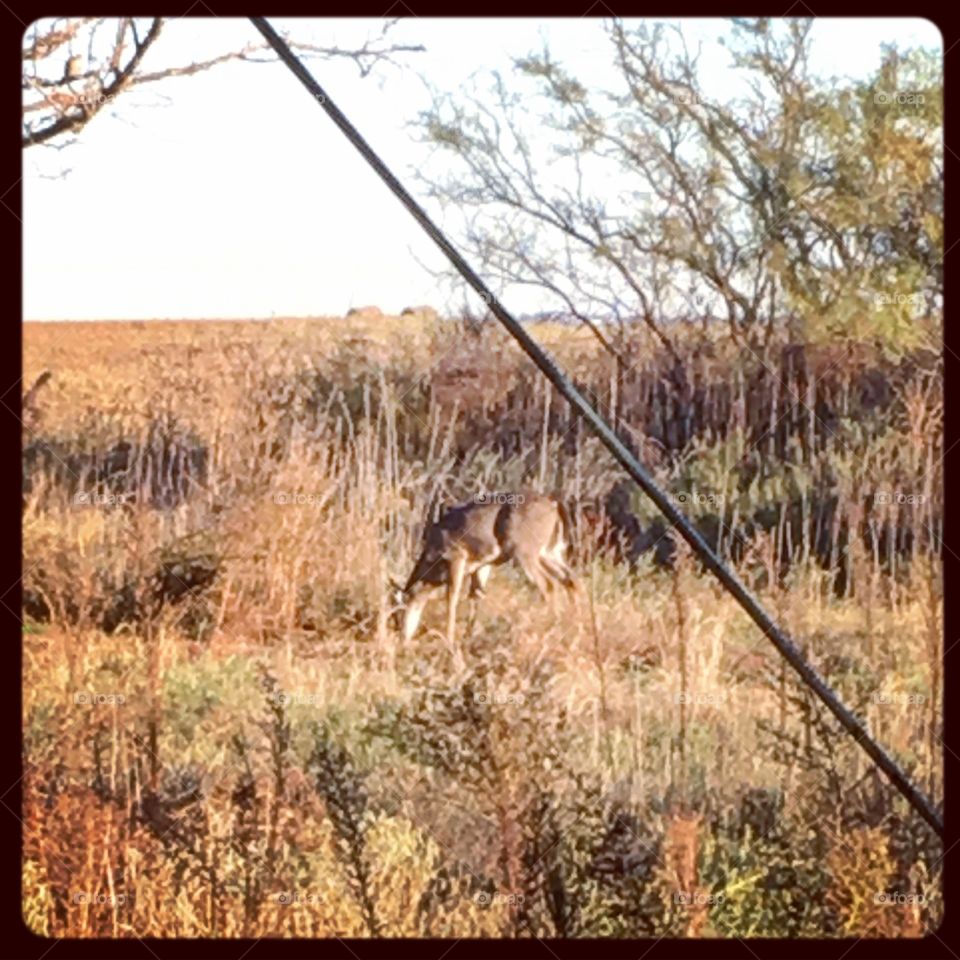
[399,493,577,644]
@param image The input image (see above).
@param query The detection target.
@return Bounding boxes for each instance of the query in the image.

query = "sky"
[22,17,942,321]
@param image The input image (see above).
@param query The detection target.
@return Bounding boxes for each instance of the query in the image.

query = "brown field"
[21,316,942,938]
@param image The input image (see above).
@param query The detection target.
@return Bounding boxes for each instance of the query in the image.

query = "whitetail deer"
[399,493,577,643]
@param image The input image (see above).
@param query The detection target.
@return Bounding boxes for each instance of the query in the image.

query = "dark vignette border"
[5,4,955,959]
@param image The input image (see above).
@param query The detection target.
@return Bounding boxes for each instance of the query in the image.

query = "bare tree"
[23,18,424,149]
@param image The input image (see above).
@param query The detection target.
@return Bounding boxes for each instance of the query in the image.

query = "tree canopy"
[417,18,942,355]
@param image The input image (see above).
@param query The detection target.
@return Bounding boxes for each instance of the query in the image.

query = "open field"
[22,316,943,938]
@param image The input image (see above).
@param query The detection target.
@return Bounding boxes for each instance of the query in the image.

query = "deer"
[398,493,577,644]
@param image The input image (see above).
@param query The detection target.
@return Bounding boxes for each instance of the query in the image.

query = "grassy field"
[21,316,942,938]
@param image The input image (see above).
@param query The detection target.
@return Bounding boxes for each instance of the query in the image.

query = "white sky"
[22,17,941,321]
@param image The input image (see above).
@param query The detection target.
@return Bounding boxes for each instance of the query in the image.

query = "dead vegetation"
[21,315,942,937]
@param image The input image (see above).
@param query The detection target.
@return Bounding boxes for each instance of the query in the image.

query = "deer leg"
[540,553,577,593]
[403,584,440,641]
[447,552,468,646]
[516,552,551,601]
[470,563,493,598]
[542,556,577,617]
[458,563,491,641]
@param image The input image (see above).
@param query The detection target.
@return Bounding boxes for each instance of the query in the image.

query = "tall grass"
[22,316,942,937]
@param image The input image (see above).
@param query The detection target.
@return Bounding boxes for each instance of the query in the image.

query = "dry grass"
[21,317,942,937]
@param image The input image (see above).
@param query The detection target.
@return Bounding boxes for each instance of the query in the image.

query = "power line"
[249,16,943,839]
